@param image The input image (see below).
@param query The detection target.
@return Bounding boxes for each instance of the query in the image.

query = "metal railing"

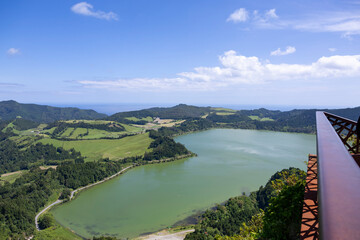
[316,111,360,240]
[324,112,359,154]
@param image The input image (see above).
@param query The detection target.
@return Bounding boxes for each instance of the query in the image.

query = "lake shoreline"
[50,128,315,239]
[35,153,195,238]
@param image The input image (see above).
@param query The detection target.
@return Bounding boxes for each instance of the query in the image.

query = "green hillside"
[108,104,212,123]
[38,133,153,161]
[0,100,107,123]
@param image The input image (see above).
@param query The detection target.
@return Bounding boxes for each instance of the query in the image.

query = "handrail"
[316,111,360,240]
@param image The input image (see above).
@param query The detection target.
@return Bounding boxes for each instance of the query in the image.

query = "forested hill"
[108,104,212,122]
[0,100,107,123]
[108,104,360,133]
[325,107,360,121]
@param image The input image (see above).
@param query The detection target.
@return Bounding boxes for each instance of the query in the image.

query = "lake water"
[51,129,316,239]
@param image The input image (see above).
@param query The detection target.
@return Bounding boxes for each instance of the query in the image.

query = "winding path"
[35,165,133,231]
[35,200,63,230]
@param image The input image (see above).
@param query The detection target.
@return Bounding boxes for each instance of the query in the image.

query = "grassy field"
[211,107,236,112]
[34,212,82,240]
[38,133,153,161]
[121,123,143,132]
[70,127,87,138]
[60,127,74,138]
[34,225,83,240]
[2,122,19,134]
[42,121,143,140]
[80,129,124,139]
[249,115,274,121]
[63,120,113,124]
[125,116,153,122]
[215,112,236,116]
[2,121,44,136]
[10,135,34,145]
[58,127,143,140]
[0,170,27,185]
[40,127,57,135]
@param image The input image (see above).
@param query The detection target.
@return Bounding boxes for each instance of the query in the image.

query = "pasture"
[38,133,152,161]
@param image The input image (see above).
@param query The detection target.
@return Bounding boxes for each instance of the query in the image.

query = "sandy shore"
[136,229,194,240]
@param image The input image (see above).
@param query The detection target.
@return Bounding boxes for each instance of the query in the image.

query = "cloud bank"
[78,51,360,91]
[71,2,118,20]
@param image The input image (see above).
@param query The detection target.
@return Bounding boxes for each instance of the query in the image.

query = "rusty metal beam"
[316,111,360,240]
[300,154,319,240]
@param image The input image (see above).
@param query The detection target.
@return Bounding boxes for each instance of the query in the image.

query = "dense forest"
[185,168,306,240]
[143,130,191,160]
[0,139,82,174]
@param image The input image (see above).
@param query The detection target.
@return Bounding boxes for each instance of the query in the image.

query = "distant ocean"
[47,103,344,116]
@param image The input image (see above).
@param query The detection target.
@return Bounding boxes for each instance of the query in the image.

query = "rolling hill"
[107,104,211,123]
[0,100,107,123]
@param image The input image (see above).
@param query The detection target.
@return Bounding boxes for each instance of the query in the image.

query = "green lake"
[51,129,316,239]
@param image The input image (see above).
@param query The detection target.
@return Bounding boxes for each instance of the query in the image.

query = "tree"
[59,188,72,200]
[39,214,54,230]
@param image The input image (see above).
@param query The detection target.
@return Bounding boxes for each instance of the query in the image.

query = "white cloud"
[273,12,360,36]
[329,48,337,52]
[270,46,296,56]
[71,2,118,20]
[292,13,360,35]
[78,51,360,91]
[7,48,20,55]
[227,8,279,28]
[227,8,249,23]
[229,7,360,36]
[265,9,278,19]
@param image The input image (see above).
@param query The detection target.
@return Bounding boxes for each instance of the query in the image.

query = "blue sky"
[1,0,360,108]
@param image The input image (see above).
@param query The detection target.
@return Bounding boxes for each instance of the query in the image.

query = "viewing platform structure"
[300,112,360,240]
